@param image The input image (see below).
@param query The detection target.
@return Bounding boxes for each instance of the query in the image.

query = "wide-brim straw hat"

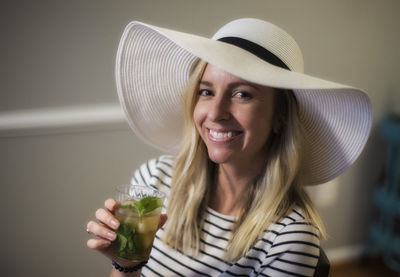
[115,18,372,185]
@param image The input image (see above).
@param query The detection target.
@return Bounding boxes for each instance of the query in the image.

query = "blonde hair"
[162,60,326,261]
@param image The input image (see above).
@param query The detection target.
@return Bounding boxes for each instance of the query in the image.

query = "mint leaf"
[114,222,138,257]
[116,232,128,251]
[134,196,162,216]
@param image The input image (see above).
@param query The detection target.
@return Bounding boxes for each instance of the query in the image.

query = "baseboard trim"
[0,104,129,137]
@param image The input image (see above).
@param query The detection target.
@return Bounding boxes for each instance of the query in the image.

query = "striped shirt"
[130,155,321,276]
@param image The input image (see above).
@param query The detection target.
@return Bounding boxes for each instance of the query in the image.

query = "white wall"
[1,0,399,275]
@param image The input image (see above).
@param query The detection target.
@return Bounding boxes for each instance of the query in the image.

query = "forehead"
[200,63,275,94]
[201,63,249,83]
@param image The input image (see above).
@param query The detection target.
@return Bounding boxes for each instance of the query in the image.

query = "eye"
[233,91,253,100]
[198,89,213,96]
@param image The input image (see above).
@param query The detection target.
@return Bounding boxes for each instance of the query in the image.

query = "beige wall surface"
[1,0,399,276]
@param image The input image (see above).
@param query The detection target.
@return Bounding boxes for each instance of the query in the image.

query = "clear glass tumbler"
[113,184,166,261]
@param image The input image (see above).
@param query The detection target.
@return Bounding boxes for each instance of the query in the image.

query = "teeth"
[209,130,233,139]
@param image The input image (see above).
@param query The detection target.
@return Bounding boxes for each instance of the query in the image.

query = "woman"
[87,18,372,276]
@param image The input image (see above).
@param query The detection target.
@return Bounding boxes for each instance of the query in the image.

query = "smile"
[208,129,242,141]
[210,129,232,139]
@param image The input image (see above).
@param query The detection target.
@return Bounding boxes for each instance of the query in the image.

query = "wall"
[1,0,399,276]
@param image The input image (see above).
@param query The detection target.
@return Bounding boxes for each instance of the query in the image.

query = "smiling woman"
[166,59,312,261]
[86,18,372,277]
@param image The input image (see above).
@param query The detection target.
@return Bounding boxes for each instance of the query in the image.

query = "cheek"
[193,103,204,132]
[244,109,274,139]
[258,112,275,141]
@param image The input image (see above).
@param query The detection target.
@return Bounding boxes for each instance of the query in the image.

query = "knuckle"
[95,208,105,219]
[104,198,113,206]
[87,239,96,249]
[87,238,109,249]
[87,220,95,230]
[88,221,102,235]
[104,198,117,210]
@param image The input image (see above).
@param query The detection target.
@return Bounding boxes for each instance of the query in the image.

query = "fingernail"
[111,219,119,229]
[107,232,116,241]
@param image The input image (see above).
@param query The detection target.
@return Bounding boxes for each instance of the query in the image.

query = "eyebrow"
[199,81,213,87]
[199,80,261,91]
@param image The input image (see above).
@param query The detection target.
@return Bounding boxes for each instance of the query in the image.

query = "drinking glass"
[112,184,165,261]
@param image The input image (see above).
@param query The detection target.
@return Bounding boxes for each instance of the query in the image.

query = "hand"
[86,198,167,267]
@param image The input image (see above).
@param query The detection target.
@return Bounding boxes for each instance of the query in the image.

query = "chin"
[207,149,234,164]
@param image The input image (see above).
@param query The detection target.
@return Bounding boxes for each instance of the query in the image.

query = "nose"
[207,95,231,122]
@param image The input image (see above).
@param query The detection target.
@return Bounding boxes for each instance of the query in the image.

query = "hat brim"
[116,21,372,185]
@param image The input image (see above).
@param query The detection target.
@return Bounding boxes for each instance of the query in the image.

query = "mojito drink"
[112,185,165,261]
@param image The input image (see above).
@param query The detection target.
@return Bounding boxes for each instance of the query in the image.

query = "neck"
[209,161,265,216]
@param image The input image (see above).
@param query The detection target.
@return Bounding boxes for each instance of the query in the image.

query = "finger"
[158,214,168,229]
[87,238,111,249]
[104,198,118,212]
[87,220,117,241]
[95,208,119,230]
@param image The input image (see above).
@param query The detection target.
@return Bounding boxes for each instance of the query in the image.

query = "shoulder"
[130,155,174,191]
[257,207,321,276]
[271,207,320,250]
[228,207,320,276]
[256,207,320,254]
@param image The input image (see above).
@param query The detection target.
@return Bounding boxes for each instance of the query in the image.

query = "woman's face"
[193,63,275,167]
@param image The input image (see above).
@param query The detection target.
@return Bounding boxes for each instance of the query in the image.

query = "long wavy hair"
[162,60,326,261]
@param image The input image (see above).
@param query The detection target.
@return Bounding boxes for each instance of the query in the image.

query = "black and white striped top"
[131,155,321,277]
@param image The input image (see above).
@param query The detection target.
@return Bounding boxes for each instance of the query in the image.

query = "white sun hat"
[115,18,372,185]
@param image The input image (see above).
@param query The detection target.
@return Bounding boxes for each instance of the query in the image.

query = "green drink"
[113,185,165,261]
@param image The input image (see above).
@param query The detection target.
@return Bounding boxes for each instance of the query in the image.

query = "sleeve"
[129,155,174,190]
[259,222,320,277]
